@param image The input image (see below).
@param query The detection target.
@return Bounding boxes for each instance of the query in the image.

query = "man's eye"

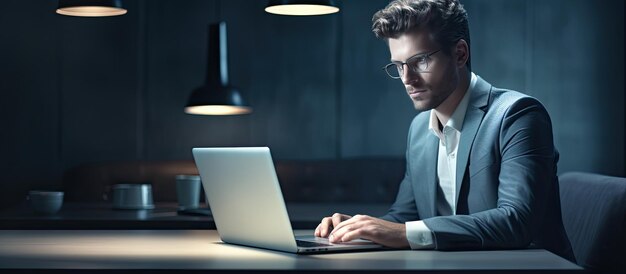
[407,57,425,66]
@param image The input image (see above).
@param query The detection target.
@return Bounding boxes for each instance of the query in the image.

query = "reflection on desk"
[0,202,389,229]
[0,230,582,273]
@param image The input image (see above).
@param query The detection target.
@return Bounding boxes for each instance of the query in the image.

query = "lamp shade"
[265,0,339,16]
[56,0,127,17]
[185,22,252,116]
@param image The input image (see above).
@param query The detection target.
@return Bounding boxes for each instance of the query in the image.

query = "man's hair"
[372,0,471,71]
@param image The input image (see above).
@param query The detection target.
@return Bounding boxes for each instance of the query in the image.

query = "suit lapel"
[423,133,439,218]
[455,76,491,208]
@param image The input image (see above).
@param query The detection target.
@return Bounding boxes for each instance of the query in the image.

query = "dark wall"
[0,0,623,209]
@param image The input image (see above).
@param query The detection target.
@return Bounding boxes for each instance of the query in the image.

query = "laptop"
[192,147,383,254]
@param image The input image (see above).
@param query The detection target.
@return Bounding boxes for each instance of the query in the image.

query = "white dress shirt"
[406,72,477,249]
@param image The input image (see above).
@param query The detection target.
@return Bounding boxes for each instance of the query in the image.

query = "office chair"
[559,172,626,272]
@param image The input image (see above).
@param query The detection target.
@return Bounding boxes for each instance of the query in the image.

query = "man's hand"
[328,214,410,248]
[314,213,352,238]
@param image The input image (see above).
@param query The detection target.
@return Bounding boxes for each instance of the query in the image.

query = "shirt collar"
[429,72,477,137]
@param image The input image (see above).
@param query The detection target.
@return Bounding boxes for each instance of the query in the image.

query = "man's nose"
[401,65,420,85]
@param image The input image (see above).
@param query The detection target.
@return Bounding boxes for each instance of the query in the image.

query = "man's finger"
[314,223,322,237]
[328,218,347,237]
[329,217,362,242]
[331,213,345,227]
[327,213,347,236]
[332,220,369,243]
[340,227,367,242]
[329,214,360,236]
[319,217,333,237]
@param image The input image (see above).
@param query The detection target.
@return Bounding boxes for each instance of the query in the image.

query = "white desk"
[0,230,582,273]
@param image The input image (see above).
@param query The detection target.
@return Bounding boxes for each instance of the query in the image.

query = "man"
[314,0,574,261]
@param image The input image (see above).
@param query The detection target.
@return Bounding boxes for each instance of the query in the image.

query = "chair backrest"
[559,172,626,272]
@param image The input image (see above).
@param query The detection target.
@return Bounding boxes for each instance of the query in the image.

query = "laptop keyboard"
[296,240,332,247]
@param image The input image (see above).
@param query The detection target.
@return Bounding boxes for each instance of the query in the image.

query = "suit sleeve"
[423,97,557,250]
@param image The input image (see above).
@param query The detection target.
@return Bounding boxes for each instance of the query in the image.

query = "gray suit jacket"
[382,76,574,261]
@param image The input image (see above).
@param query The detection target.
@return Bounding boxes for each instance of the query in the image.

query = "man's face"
[388,30,459,111]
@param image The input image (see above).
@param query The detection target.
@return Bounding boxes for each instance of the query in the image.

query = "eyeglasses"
[382,49,441,79]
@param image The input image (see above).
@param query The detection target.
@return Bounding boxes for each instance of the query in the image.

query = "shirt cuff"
[406,220,435,249]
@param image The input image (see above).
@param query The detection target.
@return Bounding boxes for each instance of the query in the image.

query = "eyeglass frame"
[382,49,441,79]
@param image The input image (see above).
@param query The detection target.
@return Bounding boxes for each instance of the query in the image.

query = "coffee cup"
[175,175,201,210]
[112,184,154,210]
[28,191,64,215]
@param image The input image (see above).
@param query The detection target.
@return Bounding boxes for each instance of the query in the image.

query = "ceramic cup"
[28,191,64,215]
[112,184,155,210]
[175,175,201,210]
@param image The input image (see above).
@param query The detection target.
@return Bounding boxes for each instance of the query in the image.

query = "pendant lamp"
[185,22,252,115]
[265,0,339,16]
[56,0,127,17]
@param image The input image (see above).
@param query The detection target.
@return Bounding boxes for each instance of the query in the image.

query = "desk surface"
[0,230,582,273]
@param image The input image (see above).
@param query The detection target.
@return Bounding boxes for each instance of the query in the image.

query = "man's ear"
[455,39,469,68]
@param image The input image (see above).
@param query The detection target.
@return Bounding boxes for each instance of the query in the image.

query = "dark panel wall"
[340,0,416,157]
[0,0,623,208]
[529,0,625,175]
[1,0,63,204]
[59,1,141,168]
